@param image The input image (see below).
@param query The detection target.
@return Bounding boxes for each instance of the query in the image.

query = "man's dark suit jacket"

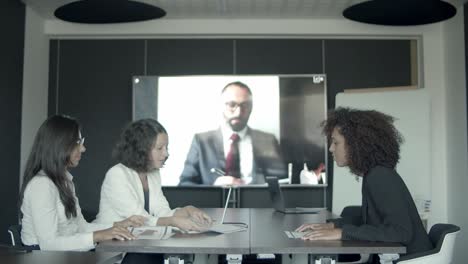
[178,128,286,185]
[332,166,432,256]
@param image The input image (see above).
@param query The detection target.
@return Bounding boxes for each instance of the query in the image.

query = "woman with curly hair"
[95,118,212,232]
[296,107,432,261]
[20,115,144,251]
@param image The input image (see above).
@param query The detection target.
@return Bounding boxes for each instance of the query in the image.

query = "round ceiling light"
[343,0,456,26]
[54,0,166,24]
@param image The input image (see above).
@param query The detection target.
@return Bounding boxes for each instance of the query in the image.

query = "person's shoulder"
[194,129,220,141]
[249,128,275,138]
[105,163,135,180]
[366,166,399,183]
[25,174,55,193]
[196,129,218,136]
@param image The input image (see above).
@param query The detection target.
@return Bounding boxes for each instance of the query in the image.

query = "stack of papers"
[203,223,248,234]
[175,222,248,234]
[131,226,174,240]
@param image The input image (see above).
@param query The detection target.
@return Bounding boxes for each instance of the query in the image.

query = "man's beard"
[228,118,247,132]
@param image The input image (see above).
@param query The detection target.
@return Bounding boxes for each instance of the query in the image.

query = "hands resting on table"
[171,206,213,232]
[94,215,147,242]
[295,222,343,241]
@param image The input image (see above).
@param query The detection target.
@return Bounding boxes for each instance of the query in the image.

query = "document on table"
[284,231,306,239]
[131,226,174,240]
[174,223,248,234]
[204,223,248,234]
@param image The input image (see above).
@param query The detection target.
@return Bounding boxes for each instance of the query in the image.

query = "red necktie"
[225,133,241,178]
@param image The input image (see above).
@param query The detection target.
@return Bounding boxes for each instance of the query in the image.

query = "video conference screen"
[133,75,327,186]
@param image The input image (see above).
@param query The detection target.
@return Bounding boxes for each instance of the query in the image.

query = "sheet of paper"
[131,226,174,240]
[284,231,306,239]
[174,223,248,234]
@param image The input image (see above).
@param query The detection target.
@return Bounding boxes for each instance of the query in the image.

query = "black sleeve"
[178,136,203,186]
[341,168,413,243]
[328,215,363,228]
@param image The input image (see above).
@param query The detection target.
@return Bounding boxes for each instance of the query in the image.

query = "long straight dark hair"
[19,115,81,219]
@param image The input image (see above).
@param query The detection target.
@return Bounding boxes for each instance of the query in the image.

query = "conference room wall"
[47,38,411,219]
[0,0,25,244]
[445,6,468,264]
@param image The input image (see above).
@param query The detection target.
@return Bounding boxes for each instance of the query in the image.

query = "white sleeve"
[150,172,176,222]
[75,197,111,233]
[100,167,159,225]
[27,179,95,251]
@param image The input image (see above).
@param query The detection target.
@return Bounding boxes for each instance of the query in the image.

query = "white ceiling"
[23,0,465,20]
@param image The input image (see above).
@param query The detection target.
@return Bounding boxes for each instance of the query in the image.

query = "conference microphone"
[210,168,225,176]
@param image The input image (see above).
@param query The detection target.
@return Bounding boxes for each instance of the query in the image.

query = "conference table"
[97,208,406,263]
[0,247,122,264]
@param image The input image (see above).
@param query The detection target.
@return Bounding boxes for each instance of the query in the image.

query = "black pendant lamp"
[54,0,166,24]
[343,0,456,26]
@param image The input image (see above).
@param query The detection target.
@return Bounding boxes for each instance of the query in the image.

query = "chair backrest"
[396,223,460,264]
[7,224,22,247]
[428,223,460,263]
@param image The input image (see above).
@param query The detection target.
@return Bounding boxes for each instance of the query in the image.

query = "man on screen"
[179,81,286,186]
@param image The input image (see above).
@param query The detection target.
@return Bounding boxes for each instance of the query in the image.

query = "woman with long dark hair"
[20,115,144,251]
[296,108,432,263]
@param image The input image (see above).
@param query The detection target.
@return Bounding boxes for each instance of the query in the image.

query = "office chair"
[7,224,22,247]
[7,224,41,251]
[395,223,460,264]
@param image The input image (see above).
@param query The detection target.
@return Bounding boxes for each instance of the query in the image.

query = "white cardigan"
[21,171,110,251]
[95,163,176,226]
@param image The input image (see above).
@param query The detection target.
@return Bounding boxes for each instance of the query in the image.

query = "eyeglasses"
[224,101,252,112]
[76,137,85,145]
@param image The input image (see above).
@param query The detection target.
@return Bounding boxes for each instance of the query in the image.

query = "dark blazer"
[334,166,432,255]
[178,128,286,185]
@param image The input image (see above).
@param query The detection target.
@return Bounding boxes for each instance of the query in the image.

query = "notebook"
[265,176,325,214]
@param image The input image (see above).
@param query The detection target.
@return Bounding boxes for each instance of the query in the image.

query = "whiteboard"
[332,89,431,215]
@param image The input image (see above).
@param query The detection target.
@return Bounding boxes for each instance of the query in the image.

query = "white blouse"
[21,171,110,251]
[95,163,176,226]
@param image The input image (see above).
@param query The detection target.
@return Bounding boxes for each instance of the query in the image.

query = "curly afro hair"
[113,119,167,173]
[321,107,404,176]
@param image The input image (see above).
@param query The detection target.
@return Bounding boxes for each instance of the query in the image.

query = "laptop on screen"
[265,176,325,214]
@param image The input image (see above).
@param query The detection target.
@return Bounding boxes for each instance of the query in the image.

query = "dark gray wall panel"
[324,39,411,108]
[48,40,58,116]
[0,0,25,244]
[236,39,323,74]
[147,39,234,75]
[56,39,145,218]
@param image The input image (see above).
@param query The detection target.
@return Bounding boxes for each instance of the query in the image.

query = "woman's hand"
[295,222,334,232]
[114,215,146,228]
[93,226,136,243]
[301,228,342,241]
[183,206,212,227]
[213,176,245,186]
[171,216,205,232]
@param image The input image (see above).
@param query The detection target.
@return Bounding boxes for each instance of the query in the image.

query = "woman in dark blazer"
[296,107,432,263]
